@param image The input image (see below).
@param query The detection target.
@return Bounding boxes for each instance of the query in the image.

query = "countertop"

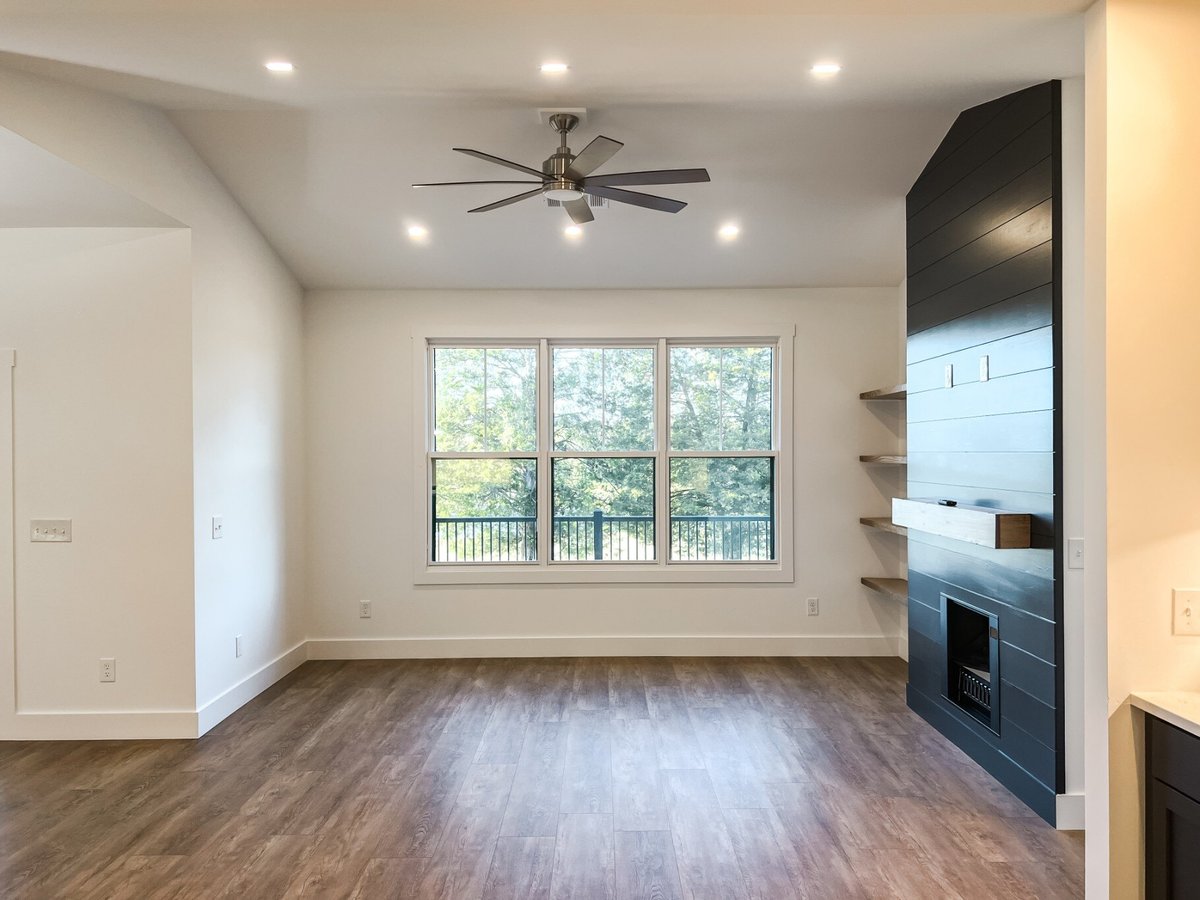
[1129,691,1200,739]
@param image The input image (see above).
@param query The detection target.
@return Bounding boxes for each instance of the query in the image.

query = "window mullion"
[537,338,551,566]
[655,338,669,566]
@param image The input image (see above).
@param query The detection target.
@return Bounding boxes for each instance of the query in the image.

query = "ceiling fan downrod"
[542,114,584,201]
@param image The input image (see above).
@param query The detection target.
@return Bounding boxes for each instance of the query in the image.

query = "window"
[431,347,538,562]
[418,329,792,582]
[553,346,656,561]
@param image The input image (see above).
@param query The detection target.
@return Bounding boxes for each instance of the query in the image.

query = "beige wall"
[0,66,306,730]
[0,229,195,724]
[304,287,905,654]
[1103,0,1200,895]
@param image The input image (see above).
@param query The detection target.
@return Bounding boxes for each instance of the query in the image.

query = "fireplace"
[904,80,1064,823]
[943,595,1000,733]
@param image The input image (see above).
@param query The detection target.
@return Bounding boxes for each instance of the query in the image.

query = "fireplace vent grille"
[956,666,992,713]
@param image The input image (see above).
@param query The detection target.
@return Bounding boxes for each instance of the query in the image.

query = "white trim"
[654,338,669,563]
[1055,792,1086,831]
[418,324,795,343]
[195,640,309,736]
[430,451,542,460]
[1,709,198,740]
[413,564,791,585]
[665,450,779,458]
[536,339,551,568]
[0,633,909,740]
[308,635,897,659]
[0,640,310,741]
[412,326,796,584]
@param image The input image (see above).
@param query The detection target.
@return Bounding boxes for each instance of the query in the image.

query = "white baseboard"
[1,641,310,741]
[1,709,198,740]
[307,634,899,659]
[1056,792,1085,830]
[2,634,907,741]
[196,640,309,736]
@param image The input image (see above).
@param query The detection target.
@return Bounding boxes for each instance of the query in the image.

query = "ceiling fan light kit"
[413,111,710,227]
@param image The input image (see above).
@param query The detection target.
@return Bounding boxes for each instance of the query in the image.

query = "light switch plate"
[31,519,71,542]
[1067,538,1085,570]
[1173,589,1200,635]
[212,516,224,540]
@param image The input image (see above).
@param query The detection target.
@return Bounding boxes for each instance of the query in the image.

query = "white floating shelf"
[892,498,1031,550]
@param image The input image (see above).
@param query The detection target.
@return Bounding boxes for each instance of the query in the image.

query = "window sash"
[550,344,657,453]
[418,328,793,580]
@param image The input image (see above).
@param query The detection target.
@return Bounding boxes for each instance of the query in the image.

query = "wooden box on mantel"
[892,498,1031,549]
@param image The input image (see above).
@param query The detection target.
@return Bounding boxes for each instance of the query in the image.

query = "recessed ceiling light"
[407,225,429,240]
[810,62,842,76]
[540,62,569,74]
[718,223,740,241]
[264,60,295,73]
[564,225,583,238]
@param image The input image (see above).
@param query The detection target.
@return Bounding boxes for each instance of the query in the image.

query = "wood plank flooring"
[0,658,1084,898]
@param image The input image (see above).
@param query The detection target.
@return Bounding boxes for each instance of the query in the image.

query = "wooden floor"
[0,657,1083,899]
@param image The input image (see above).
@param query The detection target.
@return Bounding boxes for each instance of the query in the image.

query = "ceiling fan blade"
[454,148,549,180]
[564,198,594,225]
[583,185,687,214]
[467,188,543,214]
[566,135,624,180]
[582,168,711,188]
[413,180,544,188]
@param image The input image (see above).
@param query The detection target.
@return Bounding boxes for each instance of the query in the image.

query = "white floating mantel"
[892,498,1031,550]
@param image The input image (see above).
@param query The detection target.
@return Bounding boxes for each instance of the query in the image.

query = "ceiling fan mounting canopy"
[413,113,711,226]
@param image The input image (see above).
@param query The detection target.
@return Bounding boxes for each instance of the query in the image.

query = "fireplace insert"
[943,595,1000,733]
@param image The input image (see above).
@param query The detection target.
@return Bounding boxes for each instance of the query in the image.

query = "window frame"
[413,325,795,584]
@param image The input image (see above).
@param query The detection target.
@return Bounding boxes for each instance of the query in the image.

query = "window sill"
[413,562,794,585]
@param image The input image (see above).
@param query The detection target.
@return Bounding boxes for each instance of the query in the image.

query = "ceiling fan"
[412,113,710,226]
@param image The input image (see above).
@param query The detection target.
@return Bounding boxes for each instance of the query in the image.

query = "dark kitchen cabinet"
[1146,715,1200,899]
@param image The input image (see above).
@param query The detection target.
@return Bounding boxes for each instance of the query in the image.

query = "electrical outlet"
[807,597,819,616]
[235,635,243,658]
[211,516,224,540]
[99,658,116,682]
[31,519,72,542]
[359,600,372,619]
[1174,590,1200,635]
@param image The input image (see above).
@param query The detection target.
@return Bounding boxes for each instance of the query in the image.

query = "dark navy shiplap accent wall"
[905,81,1063,825]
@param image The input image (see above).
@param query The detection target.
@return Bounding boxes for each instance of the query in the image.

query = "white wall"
[0,228,196,726]
[190,194,306,713]
[304,287,904,654]
[0,67,306,728]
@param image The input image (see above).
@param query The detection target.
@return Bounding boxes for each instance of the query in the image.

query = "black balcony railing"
[432,512,773,562]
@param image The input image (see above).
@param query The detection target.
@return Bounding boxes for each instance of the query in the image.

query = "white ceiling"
[0,1,1087,289]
